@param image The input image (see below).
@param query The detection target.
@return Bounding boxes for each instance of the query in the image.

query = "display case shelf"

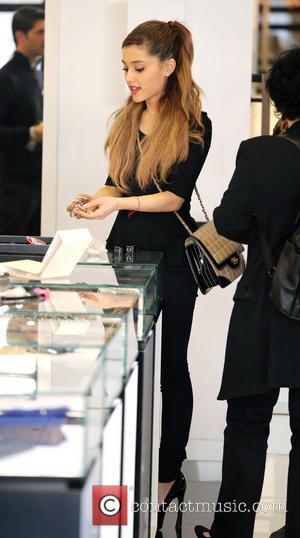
[0,317,132,479]
[8,263,159,341]
[0,286,139,369]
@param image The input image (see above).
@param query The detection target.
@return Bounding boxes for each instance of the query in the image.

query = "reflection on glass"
[0,375,36,395]
[0,351,36,375]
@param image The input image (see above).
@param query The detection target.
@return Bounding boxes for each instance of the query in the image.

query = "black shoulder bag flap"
[259,135,300,321]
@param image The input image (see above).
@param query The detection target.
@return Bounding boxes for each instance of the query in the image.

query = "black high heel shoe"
[156,471,186,538]
[194,524,211,537]
[270,527,286,538]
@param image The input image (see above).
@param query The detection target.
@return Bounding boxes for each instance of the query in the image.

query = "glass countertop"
[10,264,155,289]
[81,249,163,268]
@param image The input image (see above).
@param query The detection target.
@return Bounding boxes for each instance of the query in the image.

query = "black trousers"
[210,388,300,538]
[159,263,198,482]
[0,181,41,235]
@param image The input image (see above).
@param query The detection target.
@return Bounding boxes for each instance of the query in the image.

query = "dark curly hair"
[266,47,300,120]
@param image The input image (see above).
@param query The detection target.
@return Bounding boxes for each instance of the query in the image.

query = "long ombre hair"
[105,20,204,192]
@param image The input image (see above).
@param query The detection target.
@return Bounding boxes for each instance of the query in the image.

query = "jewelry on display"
[6,313,104,322]
[113,245,123,262]
[123,245,138,262]
[0,272,10,291]
[112,245,138,262]
[97,286,140,296]
[26,236,46,245]
[29,345,76,355]
[0,345,75,355]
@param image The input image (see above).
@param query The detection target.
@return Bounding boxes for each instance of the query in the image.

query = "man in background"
[0,6,44,235]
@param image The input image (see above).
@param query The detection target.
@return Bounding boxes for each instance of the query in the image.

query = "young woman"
[67,19,212,536]
[195,47,300,538]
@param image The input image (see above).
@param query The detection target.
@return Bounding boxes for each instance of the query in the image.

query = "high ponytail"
[105,20,204,192]
[163,20,202,133]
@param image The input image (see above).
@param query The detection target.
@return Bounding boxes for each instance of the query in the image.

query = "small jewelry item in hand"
[70,194,94,218]
[74,194,90,204]
[80,206,95,214]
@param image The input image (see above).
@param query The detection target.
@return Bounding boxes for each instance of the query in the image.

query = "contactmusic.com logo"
[93,486,128,525]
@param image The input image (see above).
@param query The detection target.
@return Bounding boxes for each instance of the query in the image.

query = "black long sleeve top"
[105,112,212,265]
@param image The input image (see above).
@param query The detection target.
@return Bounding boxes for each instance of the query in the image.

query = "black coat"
[0,52,43,234]
[214,121,300,400]
[0,51,43,184]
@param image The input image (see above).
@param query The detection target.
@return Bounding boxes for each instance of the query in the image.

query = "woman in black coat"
[195,47,300,538]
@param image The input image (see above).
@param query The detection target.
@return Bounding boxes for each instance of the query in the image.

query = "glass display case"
[81,249,164,316]
[0,248,160,538]
[0,316,129,479]
[9,263,159,340]
[0,287,139,371]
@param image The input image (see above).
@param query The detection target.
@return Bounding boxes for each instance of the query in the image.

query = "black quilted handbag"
[154,178,245,295]
[184,220,245,295]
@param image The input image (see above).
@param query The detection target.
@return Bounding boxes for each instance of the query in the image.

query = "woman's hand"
[67,193,91,216]
[74,196,120,220]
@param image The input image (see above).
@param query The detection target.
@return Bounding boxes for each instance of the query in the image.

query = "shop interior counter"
[0,243,161,537]
[0,316,127,479]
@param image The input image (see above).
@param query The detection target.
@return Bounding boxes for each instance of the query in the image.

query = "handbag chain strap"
[137,134,209,236]
[153,178,209,236]
[194,185,210,222]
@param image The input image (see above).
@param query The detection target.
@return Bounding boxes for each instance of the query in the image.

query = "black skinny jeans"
[0,181,41,235]
[210,388,300,538]
[159,263,198,482]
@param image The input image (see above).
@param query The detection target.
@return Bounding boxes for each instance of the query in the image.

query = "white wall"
[0,0,43,3]
[0,12,14,68]
[43,0,254,480]
[0,0,45,68]
[185,0,254,480]
[42,0,128,239]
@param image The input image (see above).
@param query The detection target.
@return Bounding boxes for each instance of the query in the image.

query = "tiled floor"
[160,454,288,537]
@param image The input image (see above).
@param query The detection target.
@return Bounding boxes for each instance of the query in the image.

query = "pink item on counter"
[32,287,50,300]
[26,236,46,245]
